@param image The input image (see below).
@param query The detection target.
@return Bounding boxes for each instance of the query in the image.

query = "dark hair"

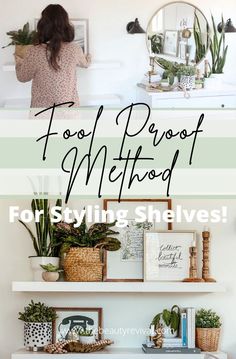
[37,4,74,70]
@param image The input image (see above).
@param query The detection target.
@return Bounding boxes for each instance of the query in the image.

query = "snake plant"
[209,15,228,74]
[19,199,62,257]
[194,12,209,64]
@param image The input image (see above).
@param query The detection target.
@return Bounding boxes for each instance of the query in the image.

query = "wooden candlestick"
[202,230,216,282]
[183,247,204,282]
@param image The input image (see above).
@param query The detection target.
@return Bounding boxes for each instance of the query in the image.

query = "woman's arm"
[76,45,91,68]
[15,47,37,82]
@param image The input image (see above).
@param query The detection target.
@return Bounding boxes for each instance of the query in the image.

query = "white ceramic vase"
[205,73,224,89]
[24,322,52,351]
[162,324,178,338]
[30,257,59,281]
[79,335,96,345]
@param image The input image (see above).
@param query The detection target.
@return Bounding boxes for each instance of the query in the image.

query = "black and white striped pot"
[24,322,52,351]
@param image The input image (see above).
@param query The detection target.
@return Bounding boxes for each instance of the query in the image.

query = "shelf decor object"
[196,309,222,352]
[52,307,102,343]
[202,229,216,282]
[183,246,204,283]
[103,199,172,282]
[144,230,197,282]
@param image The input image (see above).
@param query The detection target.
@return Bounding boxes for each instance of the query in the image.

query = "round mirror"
[147,2,210,67]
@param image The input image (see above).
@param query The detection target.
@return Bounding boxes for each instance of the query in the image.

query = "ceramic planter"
[42,272,60,282]
[30,257,59,281]
[162,324,178,338]
[79,335,96,345]
[180,75,195,91]
[24,322,52,351]
[204,74,224,89]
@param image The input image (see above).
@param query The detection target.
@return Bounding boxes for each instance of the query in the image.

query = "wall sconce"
[218,18,236,33]
[126,18,146,34]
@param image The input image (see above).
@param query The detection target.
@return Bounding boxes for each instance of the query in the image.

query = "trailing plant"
[40,263,63,273]
[2,22,37,48]
[148,34,163,54]
[19,198,62,257]
[196,309,222,328]
[194,12,209,63]
[18,300,57,323]
[152,305,181,332]
[52,217,121,254]
[209,15,228,74]
[79,328,93,337]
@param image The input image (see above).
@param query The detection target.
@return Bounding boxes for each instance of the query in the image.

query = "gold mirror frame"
[146,1,210,68]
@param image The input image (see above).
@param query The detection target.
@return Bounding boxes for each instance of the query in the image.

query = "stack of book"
[143,307,201,354]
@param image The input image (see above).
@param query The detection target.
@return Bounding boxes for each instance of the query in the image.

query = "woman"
[15,4,91,108]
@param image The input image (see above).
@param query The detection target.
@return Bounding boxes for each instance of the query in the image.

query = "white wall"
[0,0,236,107]
[0,198,236,359]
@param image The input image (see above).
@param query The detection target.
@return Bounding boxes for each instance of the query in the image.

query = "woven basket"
[15,45,33,59]
[196,328,220,352]
[64,248,103,282]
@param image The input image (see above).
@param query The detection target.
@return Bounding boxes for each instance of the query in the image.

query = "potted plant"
[2,22,37,58]
[151,305,180,338]
[19,199,62,281]
[52,217,121,282]
[40,263,63,282]
[79,328,96,345]
[177,65,196,90]
[19,300,57,352]
[196,309,222,352]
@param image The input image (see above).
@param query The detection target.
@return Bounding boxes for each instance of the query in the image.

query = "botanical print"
[120,220,153,262]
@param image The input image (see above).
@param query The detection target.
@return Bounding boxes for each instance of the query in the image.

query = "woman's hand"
[86,54,92,64]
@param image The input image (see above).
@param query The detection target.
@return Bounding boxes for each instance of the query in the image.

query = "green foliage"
[196,309,222,328]
[152,305,180,332]
[19,198,62,257]
[148,34,163,54]
[52,217,121,254]
[194,12,208,63]
[79,328,93,336]
[40,263,63,272]
[18,300,57,323]
[2,22,37,48]
[177,65,196,77]
[209,15,228,74]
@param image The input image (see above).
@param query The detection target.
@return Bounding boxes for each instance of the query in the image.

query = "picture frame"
[144,230,196,282]
[34,18,89,55]
[163,30,178,57]
[103,199,172,282]
[52,307,102,343]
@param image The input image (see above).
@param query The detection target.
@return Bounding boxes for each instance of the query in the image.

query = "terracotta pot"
[15,44,33,59]
[42,272,60,282]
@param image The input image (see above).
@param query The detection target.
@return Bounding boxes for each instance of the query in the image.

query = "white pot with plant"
[151,305,180,339]
[178,65,196,91]
[2,22,37,58]
[19,300,57,352]
[196,309,222,352]
[19,199,62,281]
[79,329,96,345]
[205,15,228,89]
[40,263,63,282]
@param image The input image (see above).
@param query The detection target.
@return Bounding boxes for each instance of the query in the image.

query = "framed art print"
[163,30,178,56]
[103,199,172,282]
[34,18,89,54]
[144,230,196,282]
[52,307,102,343]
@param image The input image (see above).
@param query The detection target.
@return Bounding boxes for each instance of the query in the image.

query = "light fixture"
[217,18,236,33]
[126,18,146,34]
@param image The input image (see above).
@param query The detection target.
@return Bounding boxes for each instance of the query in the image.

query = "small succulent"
[18,301,57,323]
[196,309,222,328]
[177,65,196,77]
[79,328,93,337]
[40,263,63,273]
[2,22,37,48]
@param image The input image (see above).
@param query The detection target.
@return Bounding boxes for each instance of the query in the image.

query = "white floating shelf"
[12,281,226,293]
[3,61,121,72]
[11,348,227,359]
